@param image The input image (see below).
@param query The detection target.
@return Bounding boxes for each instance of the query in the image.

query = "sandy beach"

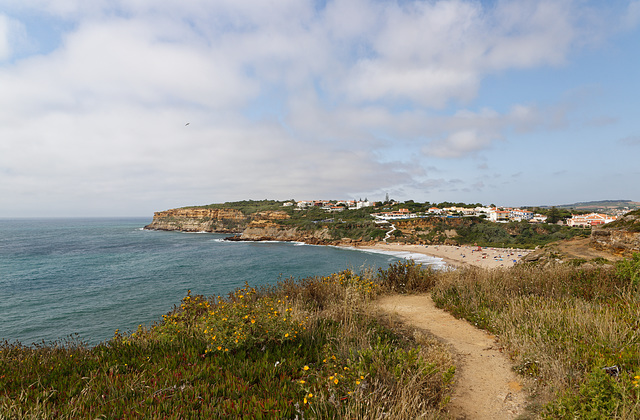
[357,243,531,269]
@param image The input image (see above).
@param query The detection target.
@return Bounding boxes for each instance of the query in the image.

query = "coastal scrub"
[0,268,454,419]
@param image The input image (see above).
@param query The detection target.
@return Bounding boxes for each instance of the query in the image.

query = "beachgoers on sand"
[357,243,530,268]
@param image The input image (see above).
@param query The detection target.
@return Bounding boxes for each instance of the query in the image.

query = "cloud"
[0,0,634,215]
[0,13,28,61]
[623,0,640,30]
[620,135,640,146]
[424,130,493,159]
[419,104,553,158]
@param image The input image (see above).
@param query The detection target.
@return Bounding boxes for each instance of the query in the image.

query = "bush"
[378,260,438,294]
[615,253,640,286]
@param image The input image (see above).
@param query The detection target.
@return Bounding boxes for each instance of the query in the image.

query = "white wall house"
[489,209,510,222]
[567,213,617,227]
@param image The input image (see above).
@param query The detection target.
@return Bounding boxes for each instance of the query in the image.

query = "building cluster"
[286,200,619,226]
[287,200,375,212]
[371,206,546,222]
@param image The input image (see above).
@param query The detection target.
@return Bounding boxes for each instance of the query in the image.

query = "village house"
[373,208,414,220]
[567,213,617,227]
[489,209,511,222]
[510,208,534,222]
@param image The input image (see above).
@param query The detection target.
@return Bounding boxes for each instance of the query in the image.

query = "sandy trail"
[376,294,526,420]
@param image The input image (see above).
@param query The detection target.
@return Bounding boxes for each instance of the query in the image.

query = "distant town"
[285,199,634,227]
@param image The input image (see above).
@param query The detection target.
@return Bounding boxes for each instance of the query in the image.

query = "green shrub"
[615,253,640,286]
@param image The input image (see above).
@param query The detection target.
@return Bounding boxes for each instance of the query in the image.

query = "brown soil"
[554,237,623,261]
[377,294,527,420]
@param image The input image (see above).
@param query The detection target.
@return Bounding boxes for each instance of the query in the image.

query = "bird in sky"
[185,122,190,126]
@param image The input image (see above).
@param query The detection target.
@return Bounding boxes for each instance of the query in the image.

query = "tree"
[547,206,561,224]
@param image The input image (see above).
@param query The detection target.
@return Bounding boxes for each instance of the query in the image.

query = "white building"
[567,213,617,227]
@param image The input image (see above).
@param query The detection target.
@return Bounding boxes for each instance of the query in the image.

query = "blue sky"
[0,0,639,217]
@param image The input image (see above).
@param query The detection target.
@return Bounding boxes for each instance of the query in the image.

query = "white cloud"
[0,15,11,60]
[0,0,635,215]
[0,13,28,61]
[425,130,493,158]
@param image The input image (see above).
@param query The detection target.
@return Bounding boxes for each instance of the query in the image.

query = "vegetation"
[427,254,640,418]
[396,218,588,248]
[600,209,640,232]
[3,253,640,418]
[0,269,454,419]
[188,199,288,214]
[175,199,618,248]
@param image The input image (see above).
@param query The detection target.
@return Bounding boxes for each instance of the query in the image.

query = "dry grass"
[428,258,640,418]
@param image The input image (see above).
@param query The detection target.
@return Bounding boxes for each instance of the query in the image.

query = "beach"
[357,243,531,268]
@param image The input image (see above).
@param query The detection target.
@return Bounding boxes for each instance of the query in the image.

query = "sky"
[1,0,639,217]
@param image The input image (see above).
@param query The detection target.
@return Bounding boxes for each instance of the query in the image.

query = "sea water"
[0,218,443,346]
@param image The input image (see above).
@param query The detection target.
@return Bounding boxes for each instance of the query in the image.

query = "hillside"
[145,200,598,248]
[539,200,640,212]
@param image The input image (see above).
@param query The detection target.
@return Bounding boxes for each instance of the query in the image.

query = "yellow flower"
[299,380,305,384]
[303,365,309,371]
[308,393,313,398]
[334,378,338,384]
[304,397,308,404]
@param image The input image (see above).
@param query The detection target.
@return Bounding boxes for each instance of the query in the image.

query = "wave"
[347,248,446,268]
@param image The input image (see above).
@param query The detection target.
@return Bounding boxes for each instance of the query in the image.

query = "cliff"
[590,210,640,256]
[145,206,347,244]
[144,208,247,233]
[232,220,332,244]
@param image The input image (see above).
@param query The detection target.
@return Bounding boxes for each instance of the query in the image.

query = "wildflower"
[299,380,305,384]
[303,365,309,371]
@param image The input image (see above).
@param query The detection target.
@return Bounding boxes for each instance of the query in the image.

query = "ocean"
[0,218,443,346]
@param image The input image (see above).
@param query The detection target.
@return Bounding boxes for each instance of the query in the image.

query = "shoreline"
[352,243,531,269]
[220,235,531,269]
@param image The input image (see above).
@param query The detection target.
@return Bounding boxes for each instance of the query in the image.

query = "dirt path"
[377,294,527,420]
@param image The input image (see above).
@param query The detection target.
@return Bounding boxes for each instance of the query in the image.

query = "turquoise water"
[0,218,443,346]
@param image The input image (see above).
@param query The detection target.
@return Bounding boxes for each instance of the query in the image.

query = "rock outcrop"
[144,207,332,243]
[230,220,332,244]
[144,208,247,233]
[591,211,640,256]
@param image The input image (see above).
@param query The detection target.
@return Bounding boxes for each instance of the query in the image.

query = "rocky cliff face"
[590,211,640,256]
[235,220,331,244]
[144,208,247,233]
[145,206,336,243]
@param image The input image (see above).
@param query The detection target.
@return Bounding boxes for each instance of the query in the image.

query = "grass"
[0,269,454,419]
[428,255,640,418]
[4,254,640,418]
